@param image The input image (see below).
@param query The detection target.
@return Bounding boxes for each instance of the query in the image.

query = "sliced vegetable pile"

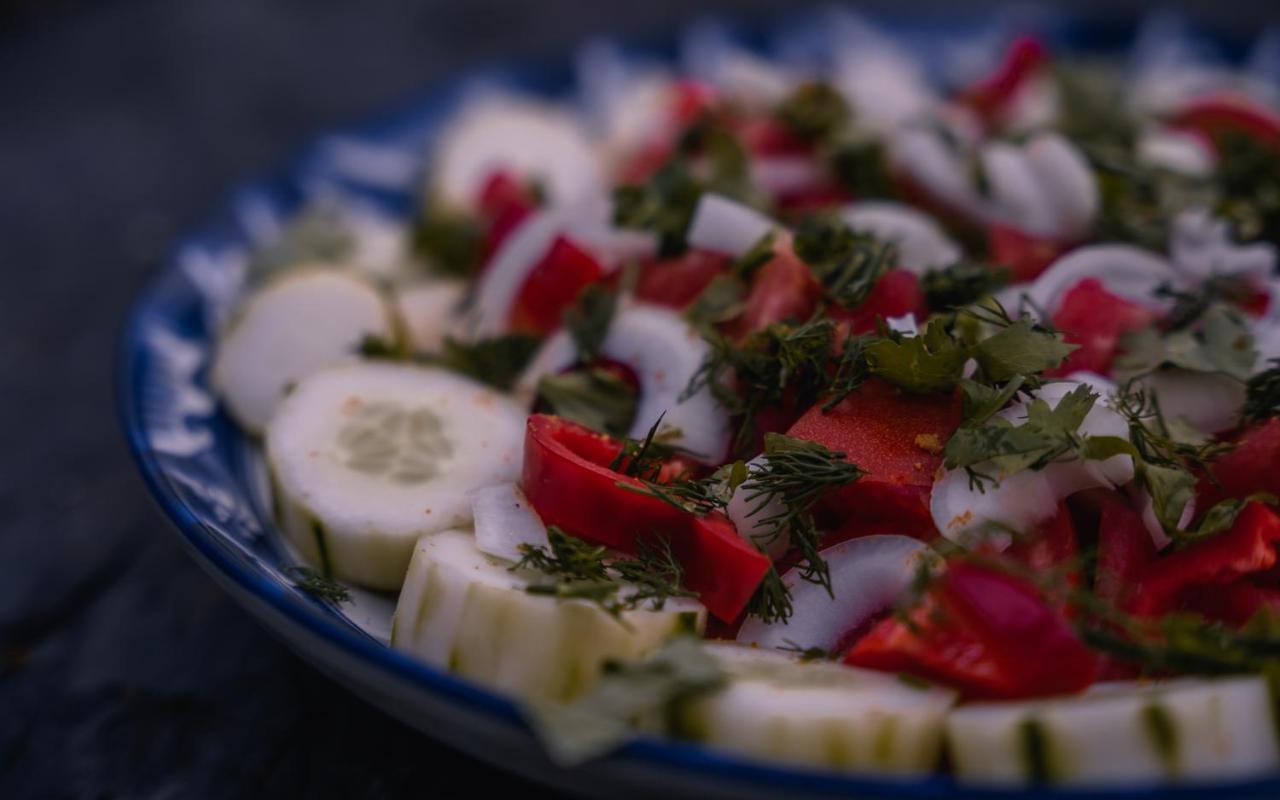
[210,14,1280,788]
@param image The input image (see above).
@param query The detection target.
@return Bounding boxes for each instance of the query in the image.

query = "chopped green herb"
[536,368,638,437]
[283,566,351,604]
[432,333,542,390]
[410,207,483,277]
[864,318,968,393]
[776,82,849,143]
[830,139,896,200]
[356,334,403,360]
[526,636,725,765]
[793,215,896,309]
[1244,360,1280,423]
[1115,303,1256,382]
[564,283,618,362]
[921,260,1011,311]
[515,526,697,620]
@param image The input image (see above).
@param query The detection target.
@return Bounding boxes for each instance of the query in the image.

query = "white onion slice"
[394,280,466,353]
[840,201,962,273]
[1024,132,1099,240]
[1171,208,1278,284]
[1137,369,1246,435]
[736,535,934,652]
[981,141,1060,236]
[1137,127,1216,176]
[517,304,731,462]
[686,193,777,257]
[724,457,790,559]
[470,483,550,563]
[888,128,992,223]
[466,210,563,337]
[1005,244,1177,317]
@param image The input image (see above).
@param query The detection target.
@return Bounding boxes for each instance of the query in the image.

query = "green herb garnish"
[433,333,542,391]
[776,82,849,143]
[283,566,351,604]
[1244,360,1280,423]
[536,368,638,437]
[410,207,483,277]
[793,215,896,309]
[921,260,1011,311]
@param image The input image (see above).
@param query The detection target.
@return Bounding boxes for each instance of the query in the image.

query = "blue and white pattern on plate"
[119,9,1280,798]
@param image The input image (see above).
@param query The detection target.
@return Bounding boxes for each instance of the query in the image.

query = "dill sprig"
[514,526,697,619]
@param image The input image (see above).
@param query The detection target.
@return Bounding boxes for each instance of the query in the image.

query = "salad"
[208,15,1280,788]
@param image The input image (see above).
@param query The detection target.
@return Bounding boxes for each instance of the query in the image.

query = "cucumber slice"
[212,270,397,434]
[678,644,957,773]
[265,362,526,589]
[947,676,1280,786]
[391,530,706,701]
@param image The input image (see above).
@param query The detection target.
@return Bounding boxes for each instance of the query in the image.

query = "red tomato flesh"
[1199,419,1280,507]
[1049,278,1156,377]
[508,237,605,335]
[828,269,924,335]
[634,250,730,310]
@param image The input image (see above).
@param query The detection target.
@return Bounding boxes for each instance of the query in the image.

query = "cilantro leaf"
[830,139,896,200]
[410,207,483,277]
[944,385,1099,482]
[433,334,542,391]
[972,318,1076,382]
[1115,304,1257,382]
[864,319,968,393]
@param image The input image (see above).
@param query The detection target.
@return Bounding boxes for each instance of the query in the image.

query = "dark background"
[1,1,1277,798]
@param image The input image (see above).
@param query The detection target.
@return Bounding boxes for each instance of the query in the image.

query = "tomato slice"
[959,35,1050,127]
[1049,278,1156,377]
[1169,93,1280,154]
[827,269,924,335]
[1199,418,1280,507]
[520,415,770,621]
[847,561,1098,699]
[1006,501,1079,581]
[508,237,605,335]
[1129,502,1280,616]
[988,222,1071,283]
[476,169,539,261]
[1093,494,1157,606]
[787,378,963,540]
[729,237,823,338]
[634,250,730,310]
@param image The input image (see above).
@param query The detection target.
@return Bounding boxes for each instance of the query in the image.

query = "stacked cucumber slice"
[948,677,1280,786]
[391,530,706,702]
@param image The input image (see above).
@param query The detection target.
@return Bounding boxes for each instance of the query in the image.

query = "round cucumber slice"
[678,643,957,773]
[947,676,1280,786]
[391,530,706,702]
[265,362,526,590]
[212,269,398,434]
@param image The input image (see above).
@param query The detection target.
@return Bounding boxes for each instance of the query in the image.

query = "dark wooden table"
[0,1,1271,797]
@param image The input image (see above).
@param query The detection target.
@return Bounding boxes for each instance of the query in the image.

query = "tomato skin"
[959,35,1050,127]
[987,222,1071,283]
[847,561,1098,699]
[1199,419,1280,507]
[508,237,605,335]
[633,250,730,310]
[787,378,963,540]
[1049,278,1156,377]
[477,169,539,261]
[827,269,924,335]
[1093,494,1157,606]
[729,238,823,338]
[774,181,854,216]
[1129,502,1280,617]
[520,415,771,622]
[1006,502,1079,580]
[1169,93,1280,154]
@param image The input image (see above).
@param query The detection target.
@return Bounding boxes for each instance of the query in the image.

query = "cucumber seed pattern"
[337,401,452,484]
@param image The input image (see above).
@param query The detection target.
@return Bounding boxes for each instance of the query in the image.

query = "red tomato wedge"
[1049,278,1156,377]
[1169,93,1280,154]
[508,237,605,335]
[959,35,1050,127]
[520,415,770,621]
[1093,494,1157,606]
[1128,502,1280,616]
[828,269,924,335]
[476,169,539,261]
[988,222,1072,283]
[634,250,730,310]
[729,238,823,337]
[846,561,1098,699]
[1006,501,1079,580]
[787,378,963,540]
[1199,418,1280,507]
